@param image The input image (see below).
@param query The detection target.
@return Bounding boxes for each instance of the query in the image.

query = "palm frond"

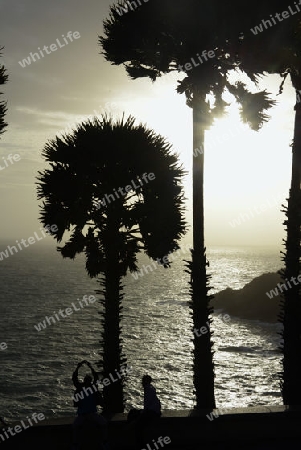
[227,81,276,130]
[57,228,86,259]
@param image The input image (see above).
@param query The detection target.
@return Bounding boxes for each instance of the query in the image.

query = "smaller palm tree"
[0,47,8,136]
[36,115,187,412]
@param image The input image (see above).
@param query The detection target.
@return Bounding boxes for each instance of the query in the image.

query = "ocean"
[0,241,283,421]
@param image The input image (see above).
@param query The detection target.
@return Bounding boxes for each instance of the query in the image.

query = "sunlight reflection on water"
[0,244,282,419]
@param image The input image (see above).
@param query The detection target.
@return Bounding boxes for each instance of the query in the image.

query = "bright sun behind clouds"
[99,70,294,245]
[203,79,294,245]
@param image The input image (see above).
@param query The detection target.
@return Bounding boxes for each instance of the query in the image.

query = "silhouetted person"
[142,375,161,417]
[128,374,161,449]
[72,360,108,450]
[0,417,7,426]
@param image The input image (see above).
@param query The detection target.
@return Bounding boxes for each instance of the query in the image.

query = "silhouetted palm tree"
[0,47,8,136]
[0,47,8,425]
[99,0,275,409]
[233,0,301,405]
[259,22,301,408]
[279,88,301,404]
[36,115,187,412]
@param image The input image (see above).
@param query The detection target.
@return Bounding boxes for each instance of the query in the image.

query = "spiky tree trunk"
[279,74,301,405]
[187,88,215,409]
[0,47,8,136]
[98,211,126,413]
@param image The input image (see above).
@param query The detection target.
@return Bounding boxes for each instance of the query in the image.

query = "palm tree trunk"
[279,74,301,405]
[188,87,215,409]
[100,212,125,413]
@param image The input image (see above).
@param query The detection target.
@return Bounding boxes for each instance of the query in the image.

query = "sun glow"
[101,72,294,245]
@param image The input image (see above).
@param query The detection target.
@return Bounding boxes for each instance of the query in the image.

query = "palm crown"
[100,0,276,130]
[37,115,186,272]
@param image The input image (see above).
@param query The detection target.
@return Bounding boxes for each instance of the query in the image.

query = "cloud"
[14,106,85,129]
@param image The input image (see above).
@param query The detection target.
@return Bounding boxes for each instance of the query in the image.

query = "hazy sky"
[0,0,297,247]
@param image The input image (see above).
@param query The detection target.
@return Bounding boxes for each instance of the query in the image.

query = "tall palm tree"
[0,46,8,427]
[0,47,8,136]
[36,115,186,412]
[232,1,301,405]
[279,81,301,404]
[99,0,275,409]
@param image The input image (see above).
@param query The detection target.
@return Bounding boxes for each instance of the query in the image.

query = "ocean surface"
[0,241,283,421]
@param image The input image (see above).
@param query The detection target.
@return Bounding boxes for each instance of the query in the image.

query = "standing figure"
[142,375,161,419]
[72,360,108,450]
[128,374,161,449]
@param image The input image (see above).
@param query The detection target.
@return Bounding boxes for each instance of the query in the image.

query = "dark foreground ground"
[1,406,301,449]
